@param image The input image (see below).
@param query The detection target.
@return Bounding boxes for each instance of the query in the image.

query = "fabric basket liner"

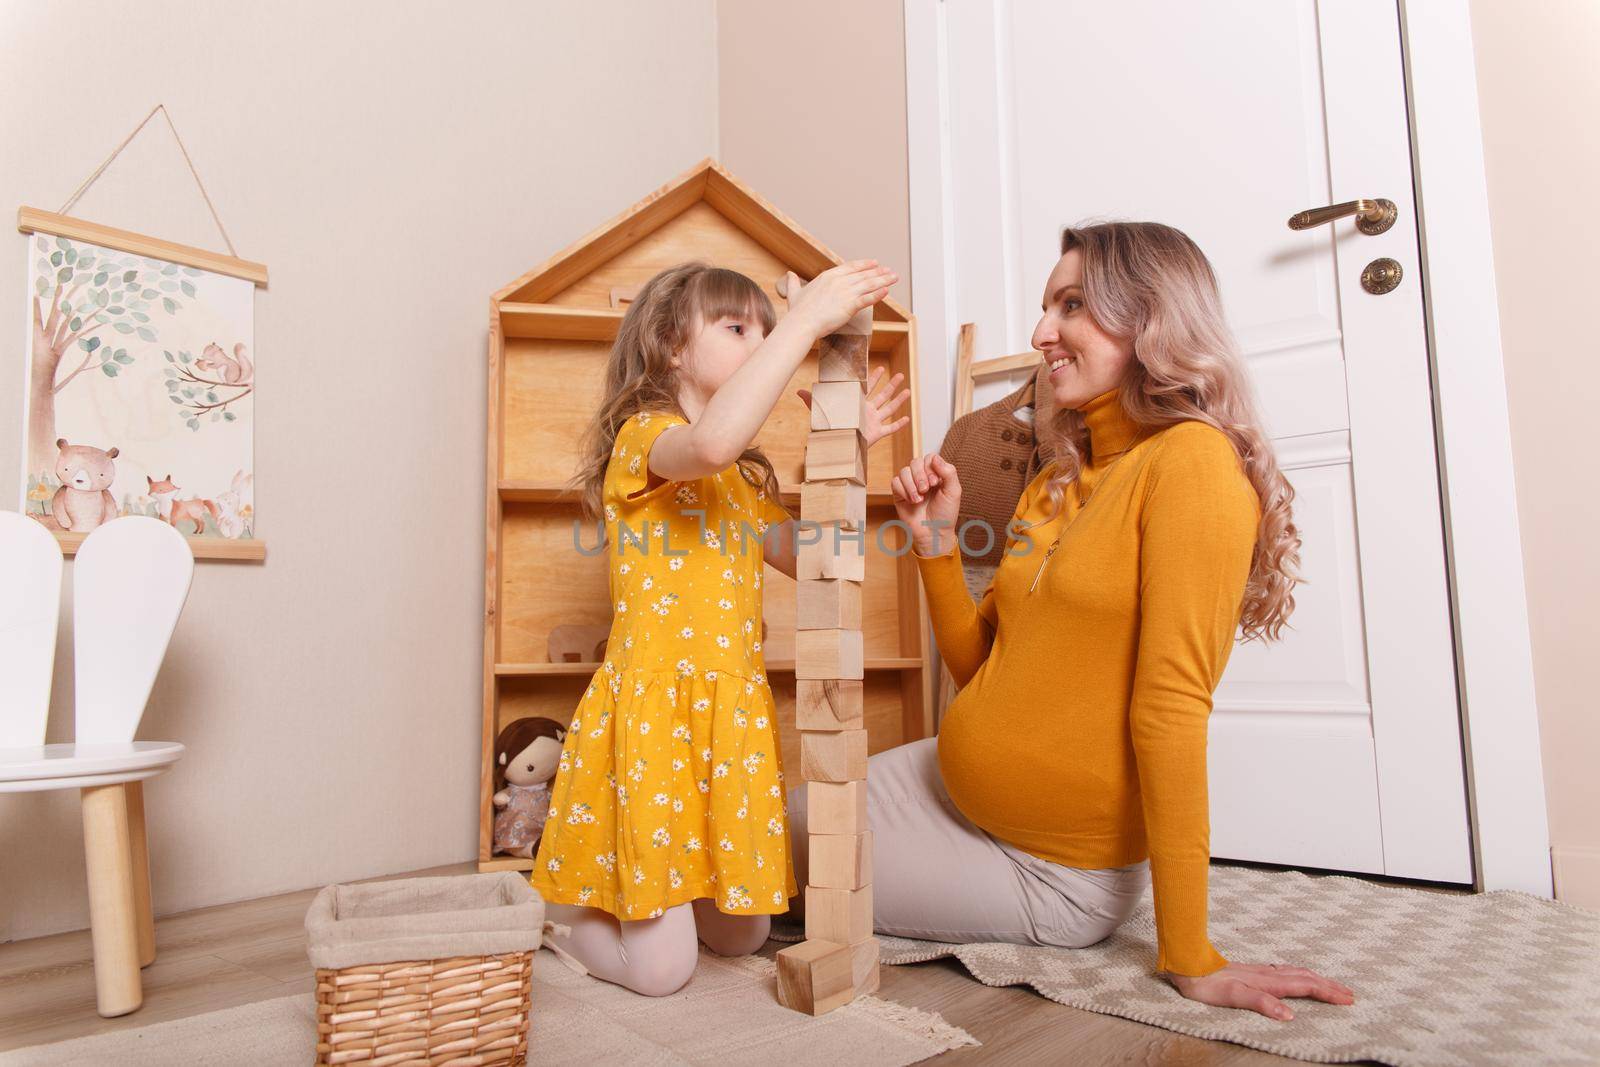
[305,871,545,969]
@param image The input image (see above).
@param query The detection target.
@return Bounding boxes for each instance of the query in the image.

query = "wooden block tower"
[774,271,880,1015]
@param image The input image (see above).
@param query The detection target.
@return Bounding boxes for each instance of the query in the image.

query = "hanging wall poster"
[21,231,258,555]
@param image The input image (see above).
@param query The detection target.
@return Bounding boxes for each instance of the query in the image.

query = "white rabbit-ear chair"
[0,513,193,1017]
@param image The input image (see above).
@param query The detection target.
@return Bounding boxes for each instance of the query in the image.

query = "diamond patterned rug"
[0,949,977,1066]
[778,864,1600,1066]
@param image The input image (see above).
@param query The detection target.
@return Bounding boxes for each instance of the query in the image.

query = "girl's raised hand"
[892,451,962,556]
[795,366,911,449]
[782,260,898,338]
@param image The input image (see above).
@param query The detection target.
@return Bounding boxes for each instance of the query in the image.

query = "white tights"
[542,899,771,997]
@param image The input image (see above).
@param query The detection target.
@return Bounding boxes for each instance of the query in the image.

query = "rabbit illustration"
[214,469,254,538]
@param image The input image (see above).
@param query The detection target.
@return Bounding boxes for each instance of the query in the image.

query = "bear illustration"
[49,438,120,533]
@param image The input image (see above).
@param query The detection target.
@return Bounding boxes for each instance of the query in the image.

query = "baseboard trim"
[1550,846,1600,909]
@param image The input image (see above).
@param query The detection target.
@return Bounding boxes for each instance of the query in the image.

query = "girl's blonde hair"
[568,262,788,528]
[1037,222,1302,642]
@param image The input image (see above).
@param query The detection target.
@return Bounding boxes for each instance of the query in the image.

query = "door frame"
[902,0,1551,895]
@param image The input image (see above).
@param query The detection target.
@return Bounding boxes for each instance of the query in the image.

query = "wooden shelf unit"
[496,479,898,509]
[479,158,933,870]
[493,659,925,677]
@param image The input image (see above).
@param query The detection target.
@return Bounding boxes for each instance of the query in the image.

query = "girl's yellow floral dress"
[531,411,800,920]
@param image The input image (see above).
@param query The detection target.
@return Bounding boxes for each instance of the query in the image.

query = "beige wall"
[1470,0,1600,905]
[716,0,911,310]
[0,0,718,941]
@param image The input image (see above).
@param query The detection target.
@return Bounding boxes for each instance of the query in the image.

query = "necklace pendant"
[1025,448,1132,596]
[1029,538,1060,593]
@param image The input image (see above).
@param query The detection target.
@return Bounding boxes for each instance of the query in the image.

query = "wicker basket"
[305,872,544,1066]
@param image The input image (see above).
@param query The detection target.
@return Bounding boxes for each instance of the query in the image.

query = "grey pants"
[785,737,1149,947]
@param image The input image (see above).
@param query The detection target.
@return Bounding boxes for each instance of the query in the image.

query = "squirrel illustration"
[195,342,253,385]
[146,474,219,534]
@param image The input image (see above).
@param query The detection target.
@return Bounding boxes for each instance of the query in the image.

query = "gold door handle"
[1287,198,1397,235]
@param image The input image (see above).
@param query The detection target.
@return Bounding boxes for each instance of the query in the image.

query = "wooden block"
[802,729,869,782]
[810,830,873,890]
[804,428,866,483]
[797,526,865,582]
[796,578,862,630]
[796,679,865,731]
[809,380,867,431]
[806,885,874,945]
[807,780,867,835]
[852,937,881,996]
[800,480,867,531]
[776,939,854,1015]
[818,333,870,382]
[795,628,863,680]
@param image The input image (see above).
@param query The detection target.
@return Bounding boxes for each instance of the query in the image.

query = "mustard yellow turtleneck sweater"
[913,386,1260,976]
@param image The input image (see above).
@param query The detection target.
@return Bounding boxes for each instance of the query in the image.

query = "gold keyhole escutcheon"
[1361,258,1403,295]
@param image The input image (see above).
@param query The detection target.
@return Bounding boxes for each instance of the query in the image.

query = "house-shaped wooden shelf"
[479,157,933,872]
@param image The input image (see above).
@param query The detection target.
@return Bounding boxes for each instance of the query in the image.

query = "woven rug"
[779,864,1600,1066]
[0,947,977,1066]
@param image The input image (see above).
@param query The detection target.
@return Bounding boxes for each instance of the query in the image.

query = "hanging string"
[56,103,239,257]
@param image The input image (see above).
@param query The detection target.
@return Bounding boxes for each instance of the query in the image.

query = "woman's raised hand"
[783,260,898,338]
[1169,962,1355,1021]
[892,452,962,556]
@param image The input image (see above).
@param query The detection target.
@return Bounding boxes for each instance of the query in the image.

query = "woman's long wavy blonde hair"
[1037,222,1301,642]
[567,262,788,532]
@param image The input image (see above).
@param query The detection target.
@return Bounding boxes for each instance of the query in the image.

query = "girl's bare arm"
[648,261,897,482]
[762,519,798,579]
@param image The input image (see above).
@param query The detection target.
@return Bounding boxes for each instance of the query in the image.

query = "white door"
[907,0,1472,883]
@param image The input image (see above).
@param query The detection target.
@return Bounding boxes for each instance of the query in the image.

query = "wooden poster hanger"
[17,104,268,286]
[17,104,268,562]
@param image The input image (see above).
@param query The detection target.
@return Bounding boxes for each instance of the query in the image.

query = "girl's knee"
[625,936,699,996]
[700,914,770,957]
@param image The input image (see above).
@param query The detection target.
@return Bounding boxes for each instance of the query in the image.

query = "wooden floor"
[0,862,1302,1065]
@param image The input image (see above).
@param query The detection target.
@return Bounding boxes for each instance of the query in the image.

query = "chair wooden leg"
[80,783,143,1017]
[126,780,157,967]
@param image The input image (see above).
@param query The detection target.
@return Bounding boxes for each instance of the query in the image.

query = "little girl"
[531,258,906,996]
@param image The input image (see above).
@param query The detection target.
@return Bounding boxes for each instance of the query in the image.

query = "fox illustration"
[146,474,219,535]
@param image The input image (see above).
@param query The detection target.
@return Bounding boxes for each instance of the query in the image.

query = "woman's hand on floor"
[1168,962,1355,1021]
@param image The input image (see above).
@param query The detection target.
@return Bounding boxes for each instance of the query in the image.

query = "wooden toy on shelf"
[546,624,611,664]
[478,158,931,877]
[772,269,879,1015]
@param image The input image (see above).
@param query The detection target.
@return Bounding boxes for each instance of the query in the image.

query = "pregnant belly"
[935,682,1142,865]
[936,698,1046,827]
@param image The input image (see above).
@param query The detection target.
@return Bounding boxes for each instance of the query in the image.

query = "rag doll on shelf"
[492,716,567,858]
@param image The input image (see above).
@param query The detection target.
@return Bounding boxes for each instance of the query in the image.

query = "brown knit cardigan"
[935,360,1061,567]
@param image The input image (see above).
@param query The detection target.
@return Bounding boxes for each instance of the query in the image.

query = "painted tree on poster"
[24,233,201,472]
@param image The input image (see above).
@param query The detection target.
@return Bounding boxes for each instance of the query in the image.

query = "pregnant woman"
[786,221,1354,1021]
